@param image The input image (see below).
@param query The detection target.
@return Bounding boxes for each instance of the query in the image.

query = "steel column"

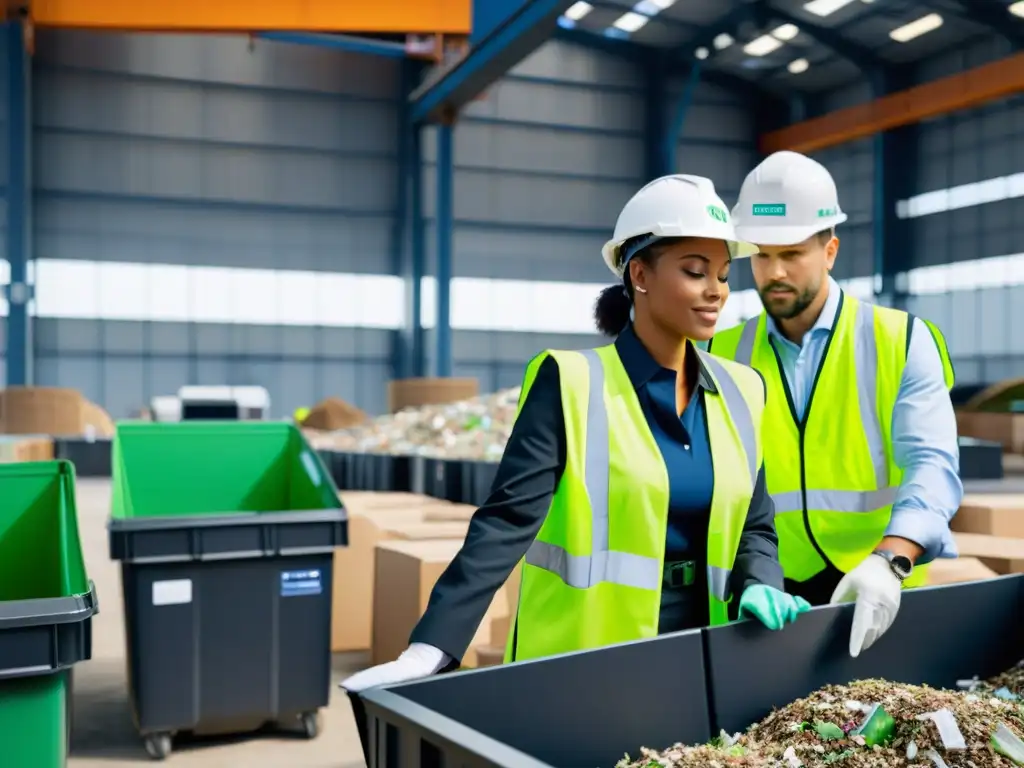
[393,60,424,380]
[663,61,703,175]
[434,122,454,378]
[409,124,426,377]
[5,21,32,386]
[644,57,671,179]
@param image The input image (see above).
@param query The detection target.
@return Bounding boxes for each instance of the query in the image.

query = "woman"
[342,175,810,692]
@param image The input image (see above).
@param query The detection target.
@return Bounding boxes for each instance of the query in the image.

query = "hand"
[829,554,902,658]
[739,584,811,630]
[340,643,451,693]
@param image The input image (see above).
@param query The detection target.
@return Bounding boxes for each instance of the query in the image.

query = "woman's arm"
[730,464,785,599]
[409,356,566,663]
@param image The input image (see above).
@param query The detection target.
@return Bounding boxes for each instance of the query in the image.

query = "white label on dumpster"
[152,579,193,606]
[300,451,321,487]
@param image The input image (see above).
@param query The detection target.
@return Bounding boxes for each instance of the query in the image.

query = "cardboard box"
[956,410,1024,454]
[422,504,477,522]
[926,557,997,585]
[953,533,1024,574]
[475,646,505,668]
[330,507,469,652]
[340,491,438,510]
[371,539,507,667]
[952,494,1024,538]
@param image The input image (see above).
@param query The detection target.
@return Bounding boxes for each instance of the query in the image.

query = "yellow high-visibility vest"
[503,343,765,663]
[710,293,954,587]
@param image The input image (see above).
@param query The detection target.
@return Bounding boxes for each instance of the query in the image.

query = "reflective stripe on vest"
[731,303,897,514]
[522,349,754,603]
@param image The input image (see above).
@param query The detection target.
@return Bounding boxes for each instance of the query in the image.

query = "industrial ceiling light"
[803,0,858,17]
[1010,1,1024,18]
[695,46,709,59]
[743,33,784,56]
[613,11,649,32]
[564,1,594,21]
[644,0,677,9]
[772,23,800,41]
[713,33,734,49]
[889,12,943,42]
[788,58,810,74]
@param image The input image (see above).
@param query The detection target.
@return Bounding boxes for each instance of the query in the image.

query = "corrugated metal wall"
[901,35,1024,384]
[29,30,401,417]
[421,40,641,391]
[810,81,875,287]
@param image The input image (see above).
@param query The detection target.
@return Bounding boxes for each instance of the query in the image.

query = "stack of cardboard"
[331,492,478,654]
[950,494,1024,576]
[0,436,55,463]
[372,539,510,668]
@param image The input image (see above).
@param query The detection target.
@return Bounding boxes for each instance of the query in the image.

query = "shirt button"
[684,444,691,451]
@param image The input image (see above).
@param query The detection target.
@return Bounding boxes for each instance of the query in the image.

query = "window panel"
[147,265,190,322]
[189,266,234,323]
[279,270,319,326]
[97,262,148,321]
[35,260,100,319]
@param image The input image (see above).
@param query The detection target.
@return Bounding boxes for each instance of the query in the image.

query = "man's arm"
[881,317,962,566]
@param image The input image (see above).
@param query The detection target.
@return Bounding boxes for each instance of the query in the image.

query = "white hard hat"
[601,174,757,278]
[731,151,848,246]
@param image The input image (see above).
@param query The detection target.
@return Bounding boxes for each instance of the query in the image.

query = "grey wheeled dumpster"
[108,421,347,760]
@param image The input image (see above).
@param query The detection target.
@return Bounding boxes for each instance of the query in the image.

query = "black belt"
[663,560,698,589]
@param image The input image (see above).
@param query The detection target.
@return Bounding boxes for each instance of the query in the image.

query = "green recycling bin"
[0,460,98,768]
[107,421,347,760]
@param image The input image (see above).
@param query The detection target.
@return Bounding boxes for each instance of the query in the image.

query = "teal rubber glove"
[738,584,812,630]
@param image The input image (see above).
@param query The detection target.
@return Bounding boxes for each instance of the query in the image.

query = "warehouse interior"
[0,0,1023,766]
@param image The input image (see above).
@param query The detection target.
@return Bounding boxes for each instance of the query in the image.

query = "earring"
[635,286,648,294]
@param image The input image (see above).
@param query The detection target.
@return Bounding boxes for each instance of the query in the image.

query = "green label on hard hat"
[817,207,838,217]
[706,205,728,223]
[752,203,786,216]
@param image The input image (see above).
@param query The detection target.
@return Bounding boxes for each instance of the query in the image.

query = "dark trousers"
[785,566,844,607]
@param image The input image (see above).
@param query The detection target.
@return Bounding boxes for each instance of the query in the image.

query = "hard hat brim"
[603,236,757,277]
[734,213,848,248]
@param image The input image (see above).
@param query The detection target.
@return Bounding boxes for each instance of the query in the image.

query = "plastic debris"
[916,709,967,750]
[782,745,802,767]
[852,703,895,746]
[923,748,950,768]
[993,722,1024,764]
[308,388,520,460]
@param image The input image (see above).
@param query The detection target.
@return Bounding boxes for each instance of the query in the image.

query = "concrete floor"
[68,479,367,767]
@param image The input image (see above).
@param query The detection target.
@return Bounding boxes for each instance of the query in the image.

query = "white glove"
[340,643,451,693]
[829,554,902,658]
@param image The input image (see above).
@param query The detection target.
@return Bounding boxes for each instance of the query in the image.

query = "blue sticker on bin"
[281,569,323,598]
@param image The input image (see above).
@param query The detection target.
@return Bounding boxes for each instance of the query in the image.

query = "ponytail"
[594,285,631,337]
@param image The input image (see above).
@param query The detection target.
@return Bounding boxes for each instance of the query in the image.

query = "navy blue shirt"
[410,328,783,663]
[615,324,714,559]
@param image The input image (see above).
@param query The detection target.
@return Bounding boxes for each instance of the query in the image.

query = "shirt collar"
[614,324,718,394]
[765,275,842,341]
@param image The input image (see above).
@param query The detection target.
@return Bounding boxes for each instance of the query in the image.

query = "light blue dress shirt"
[764,276,961,565]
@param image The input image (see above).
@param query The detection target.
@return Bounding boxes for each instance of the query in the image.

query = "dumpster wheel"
[144,733,172,760]
[300,711,322,739]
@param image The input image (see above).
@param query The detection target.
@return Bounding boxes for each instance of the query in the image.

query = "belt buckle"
[665,560,696,589]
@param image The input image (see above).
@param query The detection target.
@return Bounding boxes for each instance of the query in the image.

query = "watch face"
[891,555,913,579]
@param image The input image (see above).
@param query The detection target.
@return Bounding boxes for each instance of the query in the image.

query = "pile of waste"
[617,665,1024,768]
[308,388,521,461]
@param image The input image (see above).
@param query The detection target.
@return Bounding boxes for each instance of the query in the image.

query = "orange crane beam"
[760,52,1024,155]
[28,0,472,35]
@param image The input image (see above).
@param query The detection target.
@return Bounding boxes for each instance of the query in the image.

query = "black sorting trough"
[352,574,1024,768]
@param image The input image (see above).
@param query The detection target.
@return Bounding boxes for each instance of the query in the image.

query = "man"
[709,150,961,658]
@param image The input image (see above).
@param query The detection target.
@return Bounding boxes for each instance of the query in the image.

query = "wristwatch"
[873,549,913,581]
